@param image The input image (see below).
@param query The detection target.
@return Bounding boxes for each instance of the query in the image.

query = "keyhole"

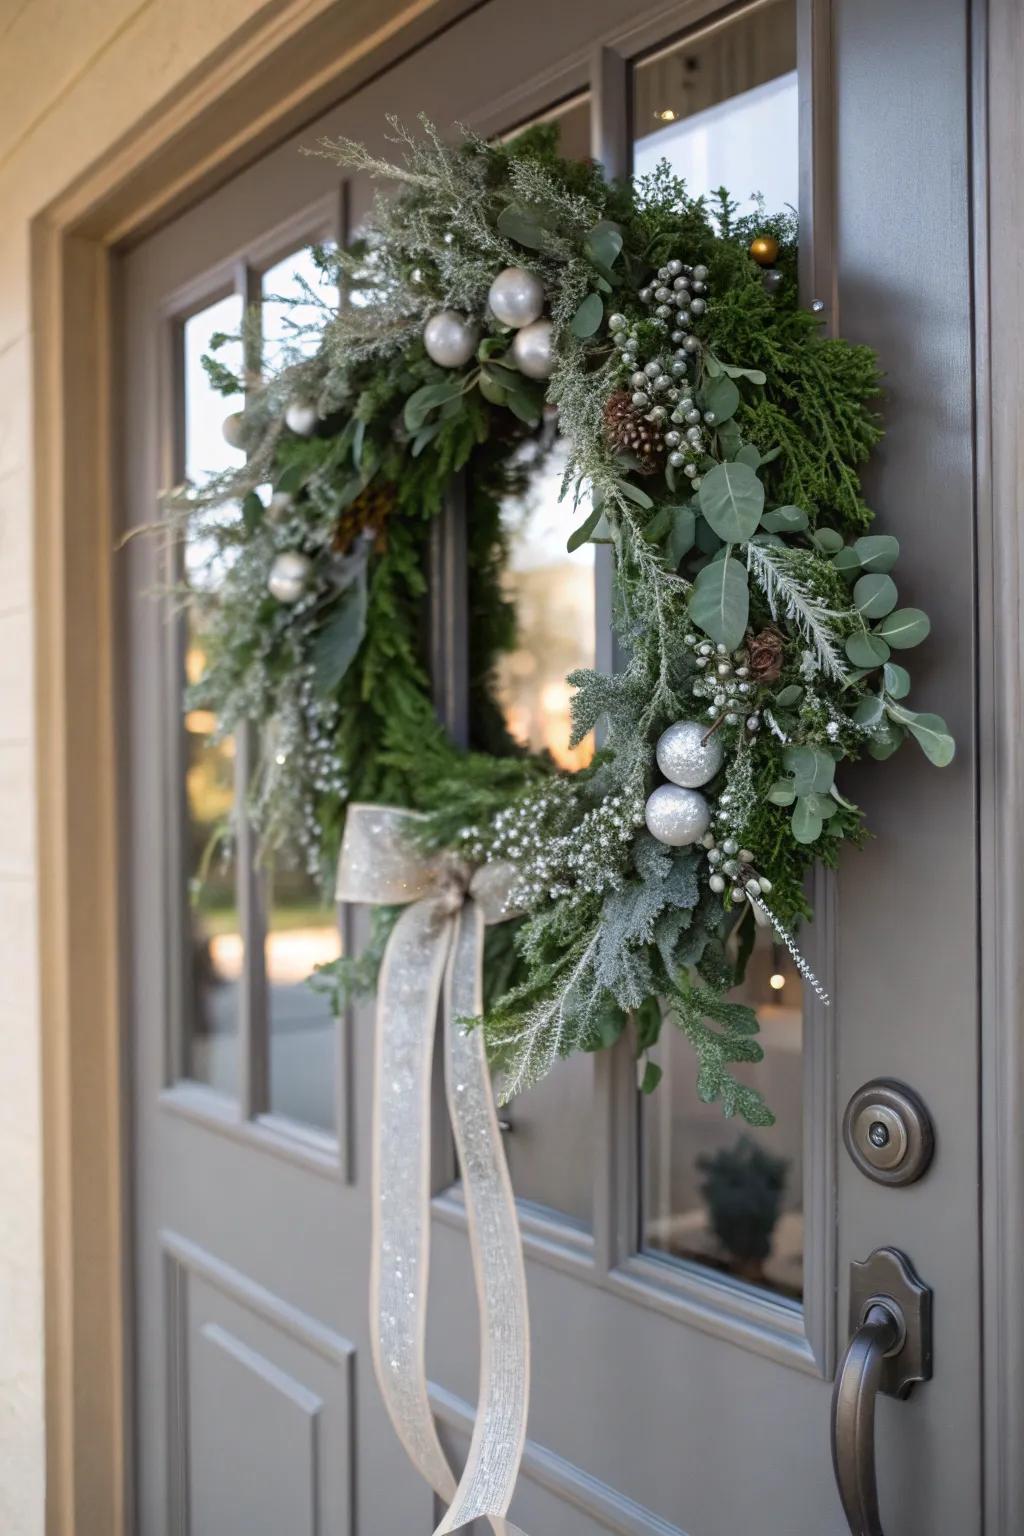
[868,1121,891,1149]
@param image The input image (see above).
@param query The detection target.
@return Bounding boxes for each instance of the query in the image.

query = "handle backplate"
[848,1245,932,1399]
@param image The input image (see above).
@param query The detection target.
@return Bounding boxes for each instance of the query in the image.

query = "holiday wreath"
[170,119,953,1128]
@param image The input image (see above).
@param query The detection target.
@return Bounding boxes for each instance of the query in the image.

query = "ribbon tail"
[436,900,531,1536]
[371,898,459,1506]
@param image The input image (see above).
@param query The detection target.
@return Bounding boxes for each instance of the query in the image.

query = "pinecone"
[332,482,394,555]
[602,390,664,473]
[746,624,786,683]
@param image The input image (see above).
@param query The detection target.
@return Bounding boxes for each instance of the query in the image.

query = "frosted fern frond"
[745,540,850,682]
[485,928,602,1101]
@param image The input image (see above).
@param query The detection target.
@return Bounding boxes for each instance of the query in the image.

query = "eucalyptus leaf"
[698,462,765,543]
[791,798,824,843]
[477,367,508,406]
[717,420,743,459]
[867,718,905,760]
[571,291,604,338]
[689,555,749,650]
[410,422,442,457]
[701,374,740,422]
[853,573,898,619]
[666,506,697,566]
[845,630,891,668]
[854,534,901,573]
[851,695,885,728]
[784,745,836,795]
[639,1060,663,1095]
[832,546,862,581]
[312,575,367,697]
[736,444,761,469]
[496,204,550,250]
[876,608,931,649]
[767,781,796,806]
[710,356,767,385]
[760,504,809,533]
[774,685,804,707]
[811,527,844,554]
[887,705,955,766]
[617,480,654,510]
[584,221,623,270]
[404,380,462,432]
[275,461,308,497]
[802,792,838,819]
[241,492,263,533]
[567,502,605,553]
[643,507,672,543]
[882,661,911,699]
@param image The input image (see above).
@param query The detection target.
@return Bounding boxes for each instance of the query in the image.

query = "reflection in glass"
[642,923,804,1299]
[633,0,798,219]
[494,441,595,770]
[265,857,340,1133]
[499,1053,594,1231]
[258,250,341,1133]
[181,296,245,1092]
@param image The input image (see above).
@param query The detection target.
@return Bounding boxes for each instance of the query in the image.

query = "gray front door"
[120,1,983,1531]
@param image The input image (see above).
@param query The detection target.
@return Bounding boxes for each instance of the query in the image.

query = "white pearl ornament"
[644,784,711,847]
[656,720,724,788]
[221,411,247,449]
[285,402,319,437]
[423,310,479,368]
[487,266,545,328]
[511,318,556,379]
[268,550,313,604]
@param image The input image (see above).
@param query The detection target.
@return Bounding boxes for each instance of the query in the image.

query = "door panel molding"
[430,1383,689,1536]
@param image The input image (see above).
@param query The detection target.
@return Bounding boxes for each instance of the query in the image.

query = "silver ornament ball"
[644,784,711,847]
[511,318,555,380]
[423,309,479,369]
[268,550,313,604]
[656,719,724,788]
[487,266,545,328]
[285,402,318,437]
[221,411,247,450]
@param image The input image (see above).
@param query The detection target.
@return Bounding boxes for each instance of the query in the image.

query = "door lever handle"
[829,1248,933,1536]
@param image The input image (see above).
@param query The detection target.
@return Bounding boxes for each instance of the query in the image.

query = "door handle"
[829,1248,933,1536]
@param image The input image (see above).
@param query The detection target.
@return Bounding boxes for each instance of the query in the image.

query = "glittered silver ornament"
[644,784,711,847]
[268,550,313,604]
[423,309,479,368]
[285,402,319,437]
[221,411,247,449]
[512,318,555,379]
[656,720,724,788]
[487,266,545,328]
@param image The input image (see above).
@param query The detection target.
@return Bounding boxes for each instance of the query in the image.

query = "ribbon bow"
[337,805,530,1535]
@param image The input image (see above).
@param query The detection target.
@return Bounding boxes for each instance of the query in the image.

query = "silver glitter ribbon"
[749,891,831,1006]
[337,805,530,1536]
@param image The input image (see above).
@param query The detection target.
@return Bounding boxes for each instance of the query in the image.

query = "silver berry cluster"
[459,786,645,908]
[700,830,773,907]
[684,634,761,733]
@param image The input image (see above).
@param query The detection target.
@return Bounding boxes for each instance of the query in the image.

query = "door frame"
[31,0,1024,1531]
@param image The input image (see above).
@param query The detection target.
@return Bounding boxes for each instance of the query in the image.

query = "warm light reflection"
[494,442,596,770]
[770,972,786,991]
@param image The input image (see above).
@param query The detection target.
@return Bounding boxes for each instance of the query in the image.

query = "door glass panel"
[259,252,341,1134]
[465,101,596,1231]
[181,294,244,1093]
[642,924,804,1300]
[264,857,340,1133]
[632,0,798,219]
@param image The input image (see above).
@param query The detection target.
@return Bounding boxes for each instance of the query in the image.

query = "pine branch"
[745,540,850,682]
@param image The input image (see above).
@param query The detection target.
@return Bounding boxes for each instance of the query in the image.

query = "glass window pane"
[261,246,337,365]
[642,923,804,1300]
[265,857,340,1133]
[494,439,595,770]
[473,94,596,1224]
[258,252,340,1134]
[181,294,244,1092]
[632,0,798,219]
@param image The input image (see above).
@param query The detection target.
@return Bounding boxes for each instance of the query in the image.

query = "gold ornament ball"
[749,235,780,268]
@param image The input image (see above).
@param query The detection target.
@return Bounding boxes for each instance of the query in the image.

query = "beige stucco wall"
[0,5,334,1530]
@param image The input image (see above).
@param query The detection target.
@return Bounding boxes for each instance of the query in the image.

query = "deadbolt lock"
[842,1079,934,1186]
